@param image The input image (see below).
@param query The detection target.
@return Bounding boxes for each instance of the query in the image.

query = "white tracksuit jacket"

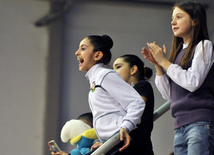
[85,63,145,143]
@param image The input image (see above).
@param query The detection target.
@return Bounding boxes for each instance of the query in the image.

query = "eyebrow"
[80,44,88,47]
[113,63,123,67]
[172,13,183,17]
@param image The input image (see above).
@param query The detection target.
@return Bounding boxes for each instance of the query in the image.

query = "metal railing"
[91,101,171,155]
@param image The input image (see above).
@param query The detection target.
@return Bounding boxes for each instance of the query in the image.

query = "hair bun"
[102,35,113,49]
[144,67,153,79]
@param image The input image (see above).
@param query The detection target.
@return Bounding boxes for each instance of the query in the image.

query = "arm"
[142,45,171,100]
[166,40,214,92]
[102,72,145,151]
[134,81,153,103]
[147,40,214,92]
[155,74,171,101]
[102,72,145,132]
[91,128,131,152]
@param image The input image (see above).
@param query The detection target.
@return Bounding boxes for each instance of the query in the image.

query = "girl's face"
[113,57,132,83]
[171,7,194,43]
[75,38,96,71]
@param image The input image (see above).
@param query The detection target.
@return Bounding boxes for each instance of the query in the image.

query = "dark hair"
[169,1,210,69]
[87,35,113,65]
[77,112,93,128]
[120,54,153,80]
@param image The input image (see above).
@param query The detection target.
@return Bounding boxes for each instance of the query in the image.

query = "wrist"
[159,59,171,71]
[121,127,129,133]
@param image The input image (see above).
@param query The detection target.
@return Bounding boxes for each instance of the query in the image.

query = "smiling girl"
[75,35,145,154]
[142,1,214,155]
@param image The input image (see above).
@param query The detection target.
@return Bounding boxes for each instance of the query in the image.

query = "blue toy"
[60,119,98,155]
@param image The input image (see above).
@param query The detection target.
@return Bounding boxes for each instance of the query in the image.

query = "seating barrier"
[91,101,171,155]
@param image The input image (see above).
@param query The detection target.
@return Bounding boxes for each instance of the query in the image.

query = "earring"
[130,82,135,87]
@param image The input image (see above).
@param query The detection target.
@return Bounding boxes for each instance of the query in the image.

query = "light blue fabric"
[70,136,95,155]
[174,122,214,155]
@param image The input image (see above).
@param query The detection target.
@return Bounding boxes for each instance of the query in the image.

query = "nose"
[171,19,176,25]
[75,50,79,56]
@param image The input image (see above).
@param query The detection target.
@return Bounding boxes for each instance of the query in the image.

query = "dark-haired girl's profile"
[75,35,146,154]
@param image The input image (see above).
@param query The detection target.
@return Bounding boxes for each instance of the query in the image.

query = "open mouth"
[78,58,84,65]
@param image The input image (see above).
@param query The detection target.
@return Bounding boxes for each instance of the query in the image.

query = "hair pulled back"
[87,35,113,65]
[120,54,153,80]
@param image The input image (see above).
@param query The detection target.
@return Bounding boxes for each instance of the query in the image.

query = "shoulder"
[196,40,213,49]
[95,67,118,84]
[134,80,152,89]
[194,40,214,61]
[97,67,116,78]
[134,80,154,96]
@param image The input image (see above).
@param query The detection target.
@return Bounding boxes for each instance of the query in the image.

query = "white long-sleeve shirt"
[155,40,214,101]
[86,63,145,142]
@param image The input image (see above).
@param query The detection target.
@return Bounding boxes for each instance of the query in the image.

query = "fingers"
[90,142,103,151]
[119,134,131,151]
[119,128,132,152]
[51,152,57,155]
[51,151,66,155]
[141,49,157,64]
[141,47,151,56]
[141,47,149,54]
[119,136,131,152]
[50,150,56,155]
[142,42,166,65]
[147,43,161,52]
[142,46,149,52]
[146,43,153,51]
[163,44,167,54]
[119,143,129,152]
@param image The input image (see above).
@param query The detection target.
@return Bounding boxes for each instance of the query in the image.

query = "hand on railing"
[91,133,120,155]
[91,101,171,155]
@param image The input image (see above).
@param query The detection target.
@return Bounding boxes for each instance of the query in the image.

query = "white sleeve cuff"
[121,120,135,133]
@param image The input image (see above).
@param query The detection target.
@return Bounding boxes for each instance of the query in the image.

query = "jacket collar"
[85,63,104,82]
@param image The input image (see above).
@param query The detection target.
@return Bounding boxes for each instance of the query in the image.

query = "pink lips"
[173,27,179,31]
